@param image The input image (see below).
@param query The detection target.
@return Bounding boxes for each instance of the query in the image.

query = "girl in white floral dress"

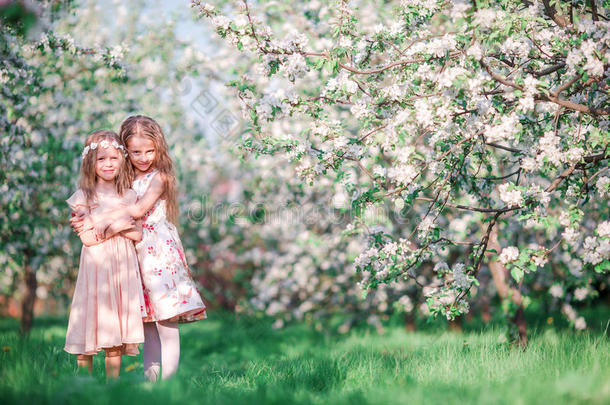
[73,116,206,381]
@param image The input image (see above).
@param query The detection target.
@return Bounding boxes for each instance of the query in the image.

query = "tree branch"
[481,168,522,181]
[480,59,523,91]
[542,0,570,27]
[484,141,524,154]
[481,60,610,116]
[415,197,505,213]
[526,63,565,78]
[552,73,582,96]
[589,0,599,21]
[536,94,610,116]
[336,52,461,75]
[545,165,576,193]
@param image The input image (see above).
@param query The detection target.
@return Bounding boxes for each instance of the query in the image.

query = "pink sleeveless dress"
[64,189,146,356]
[132,170,207,323]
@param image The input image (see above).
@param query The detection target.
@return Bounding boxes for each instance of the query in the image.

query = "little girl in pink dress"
[64,130,146,379]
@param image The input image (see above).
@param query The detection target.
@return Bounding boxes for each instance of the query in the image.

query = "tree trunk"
[480,294,492,323]
[512,305,528,347]
[487,227,528,347]
[404,312,416,332]
[448,316,463,332]
[20,264,37,335]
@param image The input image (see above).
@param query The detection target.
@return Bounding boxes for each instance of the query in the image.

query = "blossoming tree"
[0,0,211,333]
[2,0,403,337]
[183,153,422,332]
[193,0,609,344]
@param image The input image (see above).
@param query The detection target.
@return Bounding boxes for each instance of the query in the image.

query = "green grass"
[0,312,609,405]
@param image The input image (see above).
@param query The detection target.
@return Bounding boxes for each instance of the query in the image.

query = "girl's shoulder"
[120,188,138,205]
[150,169,168,182]
[135,169,164,185]
[66,189,88,211]
[146,169,170,191]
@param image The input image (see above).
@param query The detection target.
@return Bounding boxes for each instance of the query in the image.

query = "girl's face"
[126,136,156,174]
[95,146,121,183]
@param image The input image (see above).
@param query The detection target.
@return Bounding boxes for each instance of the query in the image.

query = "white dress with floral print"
[132,170,207,323]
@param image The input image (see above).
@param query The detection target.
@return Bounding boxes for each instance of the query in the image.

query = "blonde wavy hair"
[119,115,179,224]
[79,130,131,205]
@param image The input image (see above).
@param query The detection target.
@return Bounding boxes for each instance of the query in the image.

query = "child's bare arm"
[105,216,137,237]
[71,205,126,235]
[68,205,100,246]
[69,207,94,233]
[78,229,109,247]
[88,209,130,231]
[121,219,143,243]
[127,174,165,219]
[67,191,100,243]
[84,174,163,231]
[70,212,88,234]
[79,216,137,246]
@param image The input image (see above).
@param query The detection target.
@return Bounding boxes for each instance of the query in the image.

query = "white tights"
[143,321,180,382]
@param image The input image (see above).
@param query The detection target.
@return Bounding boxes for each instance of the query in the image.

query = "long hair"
[79,130,130,205]
[119,115,179,224]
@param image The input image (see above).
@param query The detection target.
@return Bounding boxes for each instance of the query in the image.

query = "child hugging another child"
[64,130,146,379]
[72,116,207,381]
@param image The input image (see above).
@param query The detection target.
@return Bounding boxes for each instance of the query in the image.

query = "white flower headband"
[81,140,128,159]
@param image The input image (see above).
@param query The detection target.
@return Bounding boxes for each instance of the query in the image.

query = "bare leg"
[104,346,123,380]
[157,321,180,380]
[143,322,161,382]
[76,354,92,374]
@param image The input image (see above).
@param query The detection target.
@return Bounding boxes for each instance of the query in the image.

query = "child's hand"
[107,216,136,236]
[70,211,90,233]
[115,216,136,231]
[94,220,109,240]
[81,215,93,231]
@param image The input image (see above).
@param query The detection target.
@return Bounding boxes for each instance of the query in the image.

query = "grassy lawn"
[0,312,608,405]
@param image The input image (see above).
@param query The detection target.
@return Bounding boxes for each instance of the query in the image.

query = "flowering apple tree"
[193,0,609,343]
[0,0,211,332]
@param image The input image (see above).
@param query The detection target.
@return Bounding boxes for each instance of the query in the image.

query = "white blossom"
[433,262,450,273]
[418,217,435,233]
[211,15,231,30]
[562,228,580,246]
[520,156,538,172]
[466,43,483,60]
[573,287,588,301]
[473,9,497,28]
[562,303,577,321]
[398,295,413,312]
[498,183,523,208]
[452,263,470,289]
[484,113,520,142]
[372,165,386,178]
[549,284,563,298]
[597,221,610,238]
[595,176,610,197]
[532,252,548,267]
[350,101,370,119]
[283,53,308,79]
[344,80,358,94]
[388,164,418,186]
[499,246,519,265]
